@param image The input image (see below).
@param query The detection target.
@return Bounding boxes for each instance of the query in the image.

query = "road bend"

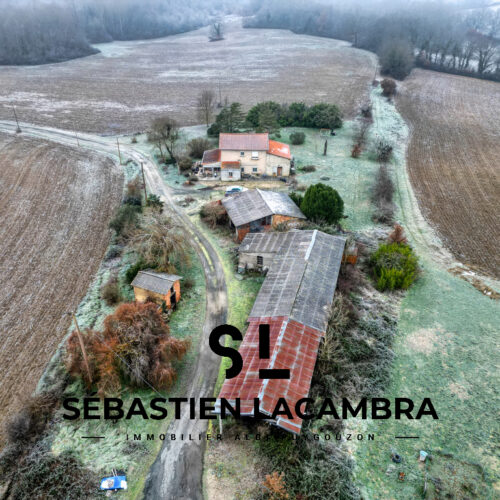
[0,122,228,500]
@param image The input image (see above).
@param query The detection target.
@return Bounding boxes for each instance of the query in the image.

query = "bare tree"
[209,22,224,42]
[149,116,180,163]
[197,90,216,127]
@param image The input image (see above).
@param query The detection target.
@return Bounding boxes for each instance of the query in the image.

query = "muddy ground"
[0,18,376,135]
[0,133,122,446]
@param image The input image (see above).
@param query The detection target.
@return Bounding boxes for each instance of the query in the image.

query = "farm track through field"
[0,132,123,447]
[0,121,228,499]
[397,69,500,278]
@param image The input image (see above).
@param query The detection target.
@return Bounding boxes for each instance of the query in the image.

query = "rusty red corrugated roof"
[219,133,269,151]
[268,140,291,160]
[202,148,221,164]
[217,317,323,434]
[221,161,241,169]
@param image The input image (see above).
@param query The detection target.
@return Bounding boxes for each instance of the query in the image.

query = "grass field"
[288,89,500,499]
[397,69,500,279]
[0,18,376,134]
[0,133,122,448]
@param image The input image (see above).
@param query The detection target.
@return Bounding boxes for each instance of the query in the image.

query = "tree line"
[0,0,236,65]
[245,0,500,81]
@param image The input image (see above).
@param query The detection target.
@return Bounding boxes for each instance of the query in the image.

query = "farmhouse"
[200,133,292,180]
[131,270,182,309]
[222,189,306,242]
[215,230,346,433]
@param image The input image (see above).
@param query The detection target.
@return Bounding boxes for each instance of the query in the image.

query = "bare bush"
[381,78,397,97]
[187,137,211,158]
[200,201,228,228]
[372,164,395,224]
[101,276,121,306]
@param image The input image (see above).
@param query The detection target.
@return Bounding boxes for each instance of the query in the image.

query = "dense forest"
[245,0,500,81]
[0,0,236,65]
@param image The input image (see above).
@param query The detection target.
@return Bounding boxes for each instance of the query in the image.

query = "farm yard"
[397,69,500,279]
[0,133,122,447]
[0,19,376,135]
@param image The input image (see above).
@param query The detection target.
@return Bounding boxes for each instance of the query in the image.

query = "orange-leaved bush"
[66,302,189,395]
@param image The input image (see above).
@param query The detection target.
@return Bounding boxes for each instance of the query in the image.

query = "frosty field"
[0,133,122,446]
[0,19,376,134]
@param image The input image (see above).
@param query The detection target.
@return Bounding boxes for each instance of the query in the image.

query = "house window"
[240,151,245,156]
[228,171,233,178]
[252,167,258,173]
[257,256,263,266]
[251,151,259,159]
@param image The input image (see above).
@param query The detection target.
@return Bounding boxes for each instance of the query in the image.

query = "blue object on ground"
[100,476,127,490]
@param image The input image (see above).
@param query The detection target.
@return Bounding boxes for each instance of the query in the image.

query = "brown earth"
[397,69,500,278]
[0,133,122,446]
[0,18,376,135]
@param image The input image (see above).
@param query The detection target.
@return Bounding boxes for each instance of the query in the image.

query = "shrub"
[304,103,342,129]
[131,136,138,144]
[263,471,289,500]
[105,245,122,260]
[376,140,393,162]
[200,201,228,228]
[126,176,142,199]
[66,302,190,394]
[146,193,164,211]
[301,165,316,172]
[289,131,305,145]
[101,276,121,306]
[380,78,397,97]
[123,195,142,207]
[109,204,141,236]
[351,144,362,158]
[187,137,211,158]
[370,242,418,291]
[379,39,414,80]
[177,156,193,172]
[372,164,394,223]
[125,258,153,284]
[289,191,303,208]
[301,183,344,224]
[388,224,407,244]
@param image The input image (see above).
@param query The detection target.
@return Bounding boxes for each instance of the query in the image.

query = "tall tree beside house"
[197,90,216,127]
[257,106,280,134]
[208,102,245,136]
[301,183,344,225]
[148,116,180,162]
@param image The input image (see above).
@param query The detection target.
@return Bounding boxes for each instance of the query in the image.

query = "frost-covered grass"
[348,89,500,499]
[50,248,206,499]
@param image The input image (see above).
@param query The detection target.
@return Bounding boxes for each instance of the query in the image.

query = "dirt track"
[0,18,376,134]
[0,133,122,446]
[397,69,500,278]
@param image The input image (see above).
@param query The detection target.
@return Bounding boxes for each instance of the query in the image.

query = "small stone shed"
[131,270,182,309]
[222,189,306,242]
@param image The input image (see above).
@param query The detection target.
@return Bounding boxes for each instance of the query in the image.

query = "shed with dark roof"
[222,189,306,241]
[131,270,182,309]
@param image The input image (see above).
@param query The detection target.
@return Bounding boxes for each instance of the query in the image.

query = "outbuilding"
[131,270,182,309]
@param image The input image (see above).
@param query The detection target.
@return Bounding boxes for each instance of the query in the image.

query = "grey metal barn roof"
[246,230,346,332]
[222,189,305,227]
[131,270,182,295]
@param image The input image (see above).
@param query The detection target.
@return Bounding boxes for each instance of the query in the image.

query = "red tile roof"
[268,140,291,160]
[221,161,241,169]
[219,133,269,151]
[217,317,324,434]
[202,148,221,165]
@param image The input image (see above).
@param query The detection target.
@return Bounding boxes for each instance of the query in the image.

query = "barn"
[215,230,346,433]
[222,189,306,242]
[131,270,182,309]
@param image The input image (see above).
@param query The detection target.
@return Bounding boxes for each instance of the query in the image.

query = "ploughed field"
[397,69,500,278]
[0,134,122,446]
[0,19,376,134]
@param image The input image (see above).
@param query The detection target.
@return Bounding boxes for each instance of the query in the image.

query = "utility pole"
[141,161,147,201]
[12,106,21,133]
[70,312,92,385]
[116,138,122,165]
[75,131,80,147]
[323,139,328,156]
